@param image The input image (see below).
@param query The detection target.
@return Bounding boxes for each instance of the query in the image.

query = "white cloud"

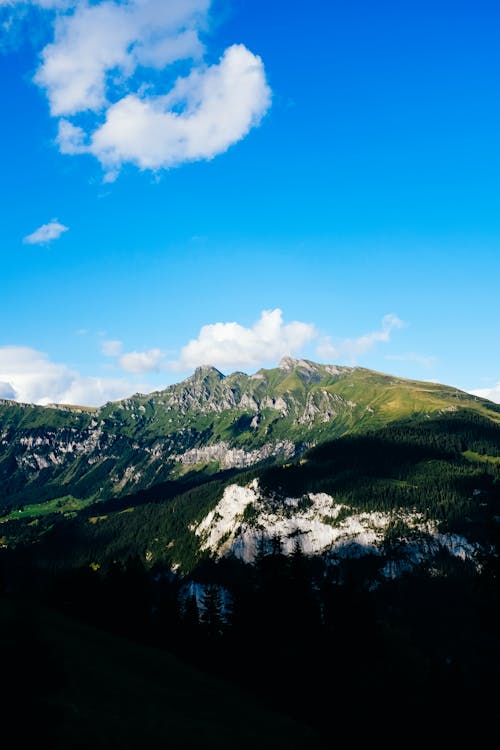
[0,1,71,7]
[171,309,317,372]
[57,43,271,177]
[0,381,17,399]
[119,348,164,373]
[317,314,405,363]
[23,220,68,244]
[55,375,136,406]
[35,0,209,116]
[469,383,500,405]
[0,345,138,406]
[121,309,404,375]
[0,312,419,406]
[101,339,123,357]
[3,0,271,178]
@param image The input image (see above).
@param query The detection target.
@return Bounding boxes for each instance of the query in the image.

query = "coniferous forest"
[1,408,499,747]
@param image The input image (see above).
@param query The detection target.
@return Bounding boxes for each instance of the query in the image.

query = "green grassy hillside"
[0,360,498,513]
[2,408,498,575]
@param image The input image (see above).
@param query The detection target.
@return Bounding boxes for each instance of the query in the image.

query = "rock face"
[193,480,479,576]
[173,440,296,469]
[0,358,496,508]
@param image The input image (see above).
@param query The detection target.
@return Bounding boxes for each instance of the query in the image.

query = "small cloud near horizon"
[0,345,144,407]
[119,348,165,373]
[385,352,436,369]
[468,382,500,405]
[316,314,405,363]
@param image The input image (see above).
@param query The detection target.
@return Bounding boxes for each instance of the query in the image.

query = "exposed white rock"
[113,465,143,492]
[239,393,259,411]
[279,356,300,371]
[193,482,480,574]
[193,481,259,552]
[194,482,384,562]
[174,440,296,469]
[262,396,289,414]
[325,365,351,376]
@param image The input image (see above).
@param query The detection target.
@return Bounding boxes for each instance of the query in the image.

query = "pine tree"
[182,592,200,631]
[200,584,224,639]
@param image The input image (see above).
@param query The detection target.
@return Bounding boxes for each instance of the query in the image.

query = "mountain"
[1,360,499,741]
[0,358,498,582]
[1,357,498,513]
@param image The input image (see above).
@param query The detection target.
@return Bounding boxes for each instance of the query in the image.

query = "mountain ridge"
[0,359,498,512]
[0,356,496,412]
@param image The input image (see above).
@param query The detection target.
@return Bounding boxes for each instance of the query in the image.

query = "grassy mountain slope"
[2,408,498,576]
[1,359,498,512]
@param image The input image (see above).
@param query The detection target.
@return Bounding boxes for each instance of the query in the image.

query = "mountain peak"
[279,356,322,373]
[192,365,225,380]
[279,356,300,370]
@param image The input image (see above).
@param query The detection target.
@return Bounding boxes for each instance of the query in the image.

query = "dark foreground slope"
[1,596,321,750]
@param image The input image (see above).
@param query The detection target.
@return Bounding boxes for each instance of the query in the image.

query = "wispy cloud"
[468,383,500,405]
[0,2,71,7]
[3,1,271,180]
[0,1,70,8]
[119,348,165,373]
[316,314,405,363]
[385,352,437,369]
[101,339,123,357]
[23,220,68,245]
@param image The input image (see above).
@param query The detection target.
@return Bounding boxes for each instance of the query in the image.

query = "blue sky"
[1,0,499,405]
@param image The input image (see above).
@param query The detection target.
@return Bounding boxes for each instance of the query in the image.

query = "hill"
[1,357,498,513]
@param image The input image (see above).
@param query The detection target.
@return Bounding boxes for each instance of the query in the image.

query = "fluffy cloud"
[119,348,164,373]
[469,383,500,405]
[23,220,68,244]
[171,309,317,372]
[101,339,166,373]
[58,44,271,176]
[0,345,138,406]
[0,311,411,406]
[35,0,208,116]
[317,314,405,362]
[4,0,271,177]
[111,309,405,376]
